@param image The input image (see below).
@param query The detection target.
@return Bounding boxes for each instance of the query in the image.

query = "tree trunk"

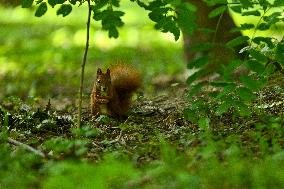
[183,0,243,64]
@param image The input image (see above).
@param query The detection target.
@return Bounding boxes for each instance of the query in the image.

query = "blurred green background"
[0,2,185,100]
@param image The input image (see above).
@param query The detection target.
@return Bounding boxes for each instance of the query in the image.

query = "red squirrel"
[90,65,141,118]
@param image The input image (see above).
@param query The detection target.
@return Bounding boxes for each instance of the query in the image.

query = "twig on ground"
[7,137,46,158]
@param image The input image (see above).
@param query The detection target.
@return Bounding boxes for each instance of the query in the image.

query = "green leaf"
[36,0,43,4]
[240,23,255,30]
[22,0,34,8]
[252,37,274,48]
[274,0,284,6]
[109,27,119,38]
[188,56,209,69]
[186,69,208,85]
[208,5,227,18]
[216,85,236,99]
[198,117,210,131]
[249,49,268,63]
[35,2,48,17]
[240,75,262,91]
[257,23,270,30]
[216,100,232,115]
[100,9,125,39]
[230,23,255,33]
[226,59,243,73]
[148,0,166,9]
[226,36,249,48]
[235,101,251,116]
[93,10,103,21]
[48,0,66,7]
[69,0,78,5]
[48,0,56,7]
[259,0,270,11]
[57,4,72,17]
[229,5,242,14]
[110,0,120,7]
[184,2,197,12]
[275,43,284,64]
[239,0,254,9]
[210,81,236,88]
[92,0,108,10]
[187,81,207,98]
[242,10,261,16]
[223,59,243,80]
[184,108,197,122]
[237,87,256,102]
[264,12,281,25]
[244,60,265,74]
[154,16,180,40]
[177,6,197,36]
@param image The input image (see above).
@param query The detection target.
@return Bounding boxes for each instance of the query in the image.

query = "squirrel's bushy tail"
[110,64,141,94]
[109,64,141,117]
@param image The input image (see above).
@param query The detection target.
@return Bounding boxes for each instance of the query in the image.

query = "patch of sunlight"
[73,29,90,47]
[0,58,20,74]
[52,28,73,48]
[119,27,139,47]
[121,2,149,26]
[92,30,121,50]
[0,6,31,24]
[160,32,182,44]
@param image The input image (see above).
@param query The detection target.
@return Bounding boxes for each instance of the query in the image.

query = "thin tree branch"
[8,137,46,158]
[78,0,92,128]
[212,11,224,44]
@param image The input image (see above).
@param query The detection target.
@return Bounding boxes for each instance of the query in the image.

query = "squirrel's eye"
[97,80,100,83]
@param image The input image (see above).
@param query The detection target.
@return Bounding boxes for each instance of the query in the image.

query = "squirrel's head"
[96,68,111,93]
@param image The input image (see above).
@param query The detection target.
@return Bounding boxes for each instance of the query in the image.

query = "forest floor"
[1,73,284,188]
[2,73,283,160]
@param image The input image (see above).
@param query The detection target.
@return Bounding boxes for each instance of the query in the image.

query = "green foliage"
[22,0,196,39]
[43,137,90,158]
[93,9,124,38]
[1,101,284,188]
[0,142,42,188]
[43,155,139,189]
[184,0,284,123]
[71,125,102,138]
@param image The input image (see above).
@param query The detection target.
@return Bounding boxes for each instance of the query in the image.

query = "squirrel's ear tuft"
[106,69,110,75]
[97,68,102,75]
